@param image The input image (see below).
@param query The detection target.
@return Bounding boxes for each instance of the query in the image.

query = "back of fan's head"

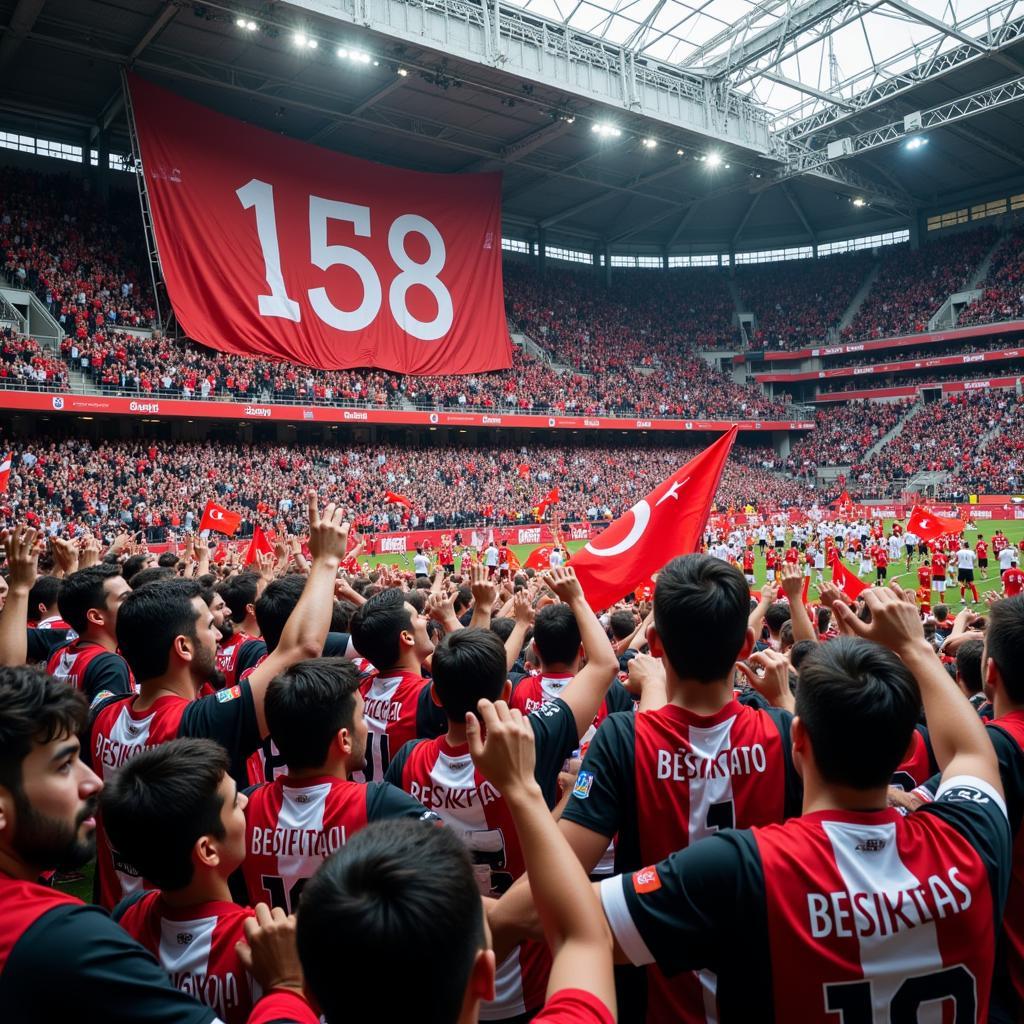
[653,554,750,681]
[431,628,507,721]
[116,578,203,682]
[297,820,484,1024]
[795,637,920,789]
[531,603,580,666]
[350,589,413,670]
[985,595,1024,704]
[265,658,361,770]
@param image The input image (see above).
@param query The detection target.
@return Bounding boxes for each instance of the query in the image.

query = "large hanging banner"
[128,75,511,375]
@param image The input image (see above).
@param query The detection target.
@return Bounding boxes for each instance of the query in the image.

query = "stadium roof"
[2,0,1024,254]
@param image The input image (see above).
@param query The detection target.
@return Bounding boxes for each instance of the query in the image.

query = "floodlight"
[397,67,409,76]
[705,152,722,168]
[906,136,928,151]
[642,138,657,149]
[852,197,866,207]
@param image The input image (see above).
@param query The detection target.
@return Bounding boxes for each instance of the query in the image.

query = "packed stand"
[0,435,816,542]
[737,251,871,350]
[0,168,156,337]
[942,391,1024,496]
[0,329,68,390]
[957,223,1024,327]
[848,391,1006,496]
[784,400,913,476]
[844,225,997,341]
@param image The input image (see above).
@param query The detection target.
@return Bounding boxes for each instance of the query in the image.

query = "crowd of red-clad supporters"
[843,225,998,341]
[958,224,1024,327]
[944,392,1024,497]
[846,392,1011,497]
[783,400,912,476]
[0,168,155,335]
[0,436,816,540]
[737,251,871,350]
[0,329,68,389]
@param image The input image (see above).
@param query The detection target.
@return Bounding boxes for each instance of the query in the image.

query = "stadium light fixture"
[852,196,867,207]
[676,148,685,156]
[591,123,621,138]
[642,138,657,149]
[906,136,928,151]
[397,67,409,76]
[705,152,723,168]
[236,18,258,31]
[293,32,316,49]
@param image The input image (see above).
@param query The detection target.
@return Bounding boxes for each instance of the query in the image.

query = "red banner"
[128,74,510,376]
[756,347,1023,383]
[0,389,813,434]
[813,376,1020,402]
[746,320,1024,363]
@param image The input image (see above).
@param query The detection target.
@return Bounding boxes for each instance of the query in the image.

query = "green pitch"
[361,519,1024,605]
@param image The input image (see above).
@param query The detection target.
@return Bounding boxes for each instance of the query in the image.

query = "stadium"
[2,1,1024,1023]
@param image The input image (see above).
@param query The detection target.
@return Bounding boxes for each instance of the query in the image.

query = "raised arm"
[467,700,615,1014]
[542,566,618,740]
[468,562,498,631]
[779,563,816,645]
[247,491,349,738]
[504,590,536,674]
[747,582,778,641]
[0,526,41,667]
[834,584,1001,794]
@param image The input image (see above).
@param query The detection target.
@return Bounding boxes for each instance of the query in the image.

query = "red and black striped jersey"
[241,774,434,912]
[562,699,800,1023]
[214,632,264,690]
[86,685,260,909]
[354,669,446,783]
[113,891,255,1024]
[46,638,136,705]
[0,873,218,1023]
[510,673,634,754]
[386,697,578,1020]
[602,776,1009,1023]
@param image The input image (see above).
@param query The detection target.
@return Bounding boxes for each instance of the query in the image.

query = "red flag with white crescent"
[571,427,738,611]
[199,500,241,536]
[828,552,868,601]
[907,504,966,542]
[0,452,11,494]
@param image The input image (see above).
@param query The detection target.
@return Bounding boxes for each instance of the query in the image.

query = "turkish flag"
[0,452,11,494]
[212,542,229,563]
[832,490,852,509]
[534,486,560,515]
[385,491,413,508]
[244,525,274,566]
[907,505,966,542]
[199,500,241,536]
[828,553,868,600]
[572,427,737,611]
[525,546,552,570]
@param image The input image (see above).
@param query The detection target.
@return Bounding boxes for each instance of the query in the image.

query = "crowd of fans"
[958,224,1024,327]
[0,329,68,389]
[943,391,1024,497]
[847,392,1009,497]
[0,435,818,541]
[784,400,913,475]
[0,168,155,338]
[737,251,871,350]
[844,226,997,341]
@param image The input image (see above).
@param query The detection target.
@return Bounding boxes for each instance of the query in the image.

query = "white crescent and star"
[209,507,225,521]
[583,476,689,559]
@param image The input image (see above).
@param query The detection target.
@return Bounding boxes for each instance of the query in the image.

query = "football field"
[362,518,1024,605]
